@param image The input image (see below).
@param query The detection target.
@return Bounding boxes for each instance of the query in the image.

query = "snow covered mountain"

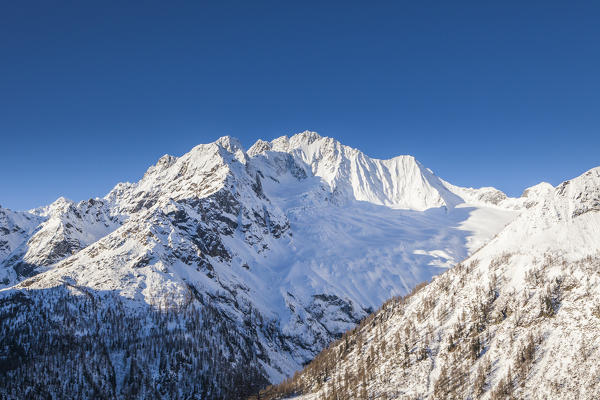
[262,167,600,399]
[0,197,123,286]
[0,206,43,282]
[249,131,464,211]
[0,131,555,398]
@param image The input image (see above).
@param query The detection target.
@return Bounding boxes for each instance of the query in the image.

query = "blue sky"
[1,1,599,210]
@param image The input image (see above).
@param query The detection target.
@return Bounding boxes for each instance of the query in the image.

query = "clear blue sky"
[1,1,598,210]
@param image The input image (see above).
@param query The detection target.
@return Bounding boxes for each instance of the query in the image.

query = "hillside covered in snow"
[260,167,600,400]
[0,131,568,398]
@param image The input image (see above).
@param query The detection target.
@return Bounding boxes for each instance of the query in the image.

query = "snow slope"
[264,167,600,399]
[251,131,464,211]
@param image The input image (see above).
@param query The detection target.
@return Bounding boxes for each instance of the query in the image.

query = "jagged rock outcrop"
[0,198,121,285]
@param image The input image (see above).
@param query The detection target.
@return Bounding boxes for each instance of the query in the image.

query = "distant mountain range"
[1,131,594,399]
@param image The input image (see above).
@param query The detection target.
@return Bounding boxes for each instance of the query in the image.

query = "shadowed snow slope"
[1,132,546,393]
[263,167,600,400]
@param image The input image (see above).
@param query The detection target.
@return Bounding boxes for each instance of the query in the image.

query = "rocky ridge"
[0,131,554,398]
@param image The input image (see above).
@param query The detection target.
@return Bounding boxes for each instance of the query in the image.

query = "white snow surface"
[286,167,600,399]
[1,131,547,382]
[262,131,464,211]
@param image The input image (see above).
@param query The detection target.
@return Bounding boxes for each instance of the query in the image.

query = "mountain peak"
[248,139,272,156]
[30,196,74,217]
[289,130,322,146]
[267,131,324,153]
[554,166,600,218]
[52,196,72,206]
[521,181,554,198]
[256,132,461,210]
[215,135,244,154]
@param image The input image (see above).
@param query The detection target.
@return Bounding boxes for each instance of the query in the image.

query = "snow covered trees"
[0,286,269,399]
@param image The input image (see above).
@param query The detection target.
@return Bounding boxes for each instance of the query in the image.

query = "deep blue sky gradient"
[1,1,599,210]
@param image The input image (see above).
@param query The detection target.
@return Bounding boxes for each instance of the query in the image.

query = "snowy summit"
[0,132,597,399]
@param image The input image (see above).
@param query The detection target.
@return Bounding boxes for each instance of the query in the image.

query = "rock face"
[0,207,43,284]
[263,167,600,400]
[0,196,122,284]
[0,131,549,398]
